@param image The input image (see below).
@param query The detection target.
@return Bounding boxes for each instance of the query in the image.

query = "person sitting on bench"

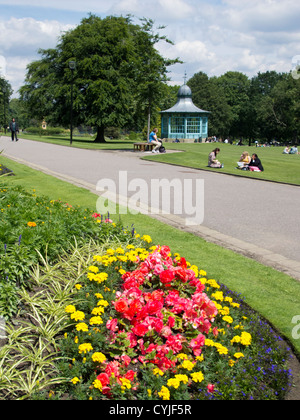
[149,128,162,154]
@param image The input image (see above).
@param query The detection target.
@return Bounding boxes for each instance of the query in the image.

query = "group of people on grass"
[208,148,264,172]
[283,146,299,155]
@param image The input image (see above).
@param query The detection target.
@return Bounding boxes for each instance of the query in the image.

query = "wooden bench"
[133,142,155,152]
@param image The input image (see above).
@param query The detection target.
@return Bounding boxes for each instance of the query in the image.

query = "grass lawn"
[143,142,300,186]
[1,154,300,357]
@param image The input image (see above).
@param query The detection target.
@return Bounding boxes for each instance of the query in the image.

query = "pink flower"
[207,384,215,394]
[106,318,118,332]
[121,354,131,367]
[168,316,175,328]
[190,333,205,356]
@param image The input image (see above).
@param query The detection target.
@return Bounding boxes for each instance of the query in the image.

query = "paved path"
[1,136,300,280]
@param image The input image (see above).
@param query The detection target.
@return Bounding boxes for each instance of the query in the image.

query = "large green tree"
[0,77,13,131]
[20,15,178,142]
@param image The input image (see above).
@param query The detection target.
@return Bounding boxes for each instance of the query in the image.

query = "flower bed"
[0,184,130,319]
[58,242,292,400]
[0,185,293,400]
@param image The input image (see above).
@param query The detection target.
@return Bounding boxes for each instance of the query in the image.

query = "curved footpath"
[1,136,300,281]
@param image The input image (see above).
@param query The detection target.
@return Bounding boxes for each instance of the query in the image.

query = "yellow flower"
[93,379,103,391]
[78,343,93,354]
[97,299,109,307]
[158,386,170,400]
[229,359,235,367]
[95,293,103,299]
[205,339,215,347]
[234,352,245,359]
[222,315,233,324]
[181,360,195,371]
[141,235,152,243]
[120,378,131,390]
[71,377,80,385]
[89,316,103,325]
[191,371,204,383]
[211,291,224,301]
[27,221,37,227]
[91,306,105,316]
[240,331,252,346]
[65,305,76,314]
[177,353,188,360]
[153,368,164,377]
[70,311,85,321]
[175,374,189,384]
[88,266,99,273]
[75,323,89,332]
[216,345,228,355]
[147,389,152,397]
[231,336,241,345]
[167,378,181,389]
[75,284,82,290]
[92,352,107,363]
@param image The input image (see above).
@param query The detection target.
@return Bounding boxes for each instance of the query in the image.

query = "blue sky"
[0,0,299,97]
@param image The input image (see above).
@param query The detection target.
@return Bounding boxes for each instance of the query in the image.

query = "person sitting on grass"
[208,148,223,168]
[249,154,264,172]
[289,145,299,155]
[237,151,251,169]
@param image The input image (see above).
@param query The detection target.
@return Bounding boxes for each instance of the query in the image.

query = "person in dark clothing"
[249,154,264,172]
[9,118,19,141]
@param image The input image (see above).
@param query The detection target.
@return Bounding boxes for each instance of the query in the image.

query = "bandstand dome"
[160,84,210,141]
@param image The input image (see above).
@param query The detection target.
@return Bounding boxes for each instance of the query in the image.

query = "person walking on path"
[9,118,19,142]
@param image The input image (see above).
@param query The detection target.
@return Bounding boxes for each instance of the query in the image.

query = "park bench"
[133,142,155,152]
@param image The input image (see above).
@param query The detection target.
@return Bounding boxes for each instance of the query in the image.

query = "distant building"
[160,84,210,142]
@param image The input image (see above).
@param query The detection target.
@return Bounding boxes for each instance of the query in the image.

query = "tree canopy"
[188,70,300,143]
[19,14,179,142]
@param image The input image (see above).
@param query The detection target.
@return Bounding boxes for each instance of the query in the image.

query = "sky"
[0,0,300,97]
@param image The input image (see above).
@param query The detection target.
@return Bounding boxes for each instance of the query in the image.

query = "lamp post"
[69,61,76,145]
[3,86,6,135]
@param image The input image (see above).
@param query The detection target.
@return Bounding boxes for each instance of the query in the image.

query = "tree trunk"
[94,125,106,143]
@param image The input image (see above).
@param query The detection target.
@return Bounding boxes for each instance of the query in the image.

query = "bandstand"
[161,84,210,142]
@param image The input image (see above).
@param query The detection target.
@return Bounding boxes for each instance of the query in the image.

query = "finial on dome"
[184,71,187,85]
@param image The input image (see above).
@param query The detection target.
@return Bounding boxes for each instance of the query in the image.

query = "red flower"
[132,323,148,337]
[97,373,110,386]
[124,370,135,381]
[159,269,175,285]
[115,299,129,313]
[92,213,101,218]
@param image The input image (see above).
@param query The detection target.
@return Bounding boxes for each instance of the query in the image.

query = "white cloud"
[0,17,73,96]
[0,0,299,95]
